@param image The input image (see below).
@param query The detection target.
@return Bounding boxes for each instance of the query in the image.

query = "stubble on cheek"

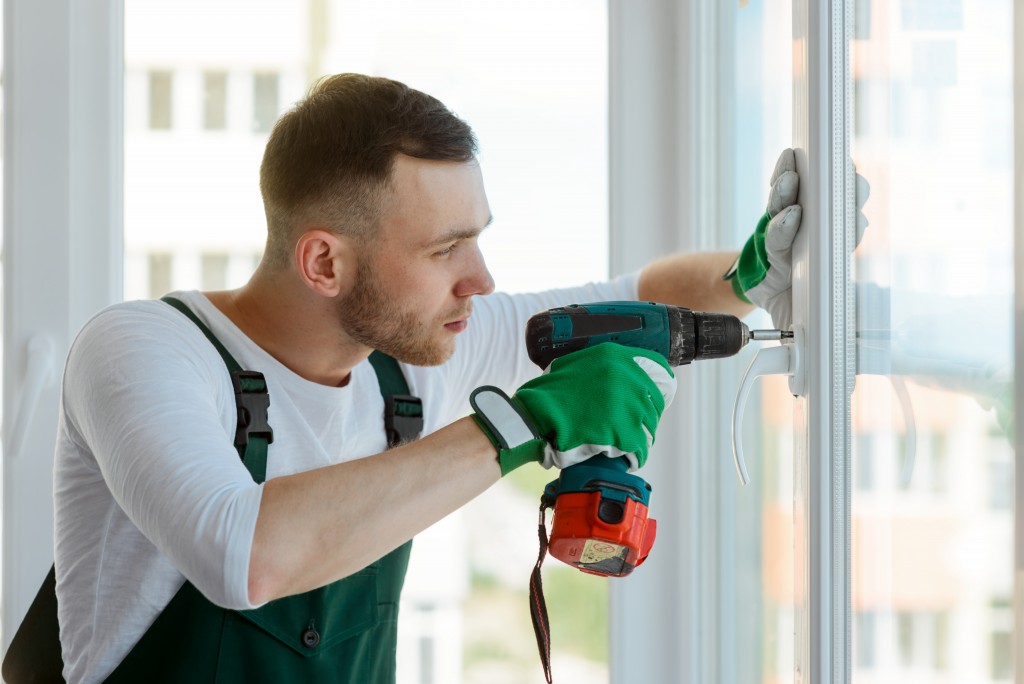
[338,271,457,367]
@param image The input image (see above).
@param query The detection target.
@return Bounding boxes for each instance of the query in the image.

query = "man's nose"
[457,247,495,297]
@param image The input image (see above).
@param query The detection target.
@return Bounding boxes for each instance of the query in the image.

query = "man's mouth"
[444,312,471,332]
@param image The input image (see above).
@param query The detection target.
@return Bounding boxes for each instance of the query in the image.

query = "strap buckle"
[231,370,274,449]
[384,394,423,448]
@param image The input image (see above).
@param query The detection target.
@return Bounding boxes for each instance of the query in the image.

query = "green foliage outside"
[463,567,608,680]
[542,565,609,660]
[504,461,559,500]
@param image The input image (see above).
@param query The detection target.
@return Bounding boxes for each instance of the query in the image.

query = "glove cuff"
[726,263,753,304]
[727,210,772,302]
[470,386,546,476]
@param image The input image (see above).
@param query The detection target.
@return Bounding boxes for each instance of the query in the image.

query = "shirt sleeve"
[425,272,640,424]
[61,304,264,609]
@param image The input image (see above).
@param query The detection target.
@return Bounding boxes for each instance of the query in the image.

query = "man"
[52,74,800,682]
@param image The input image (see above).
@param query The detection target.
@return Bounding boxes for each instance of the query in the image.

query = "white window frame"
[1014,1,1024,680]
[610,1,858,683]
[790,0,854,680]
[2,0,123,650]
[608,1,728,681]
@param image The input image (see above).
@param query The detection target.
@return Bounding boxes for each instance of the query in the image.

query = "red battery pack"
[546,490,657,577]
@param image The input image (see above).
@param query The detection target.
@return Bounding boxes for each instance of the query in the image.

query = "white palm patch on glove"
[765,150,800,216]
[742,204,802,332]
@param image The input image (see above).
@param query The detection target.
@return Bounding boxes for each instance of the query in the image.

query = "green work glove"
[470,343,676,476]
[725,151,872,331]
[724,148,802,330]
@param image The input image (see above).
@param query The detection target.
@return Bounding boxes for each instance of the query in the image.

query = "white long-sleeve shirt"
[53,277,637,684]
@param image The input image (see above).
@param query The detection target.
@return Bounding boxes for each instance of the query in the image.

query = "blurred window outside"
[850,0,1014,680]
[147,252,172,299]
[148,70,173,130]
[203,71,228,130]
[990,598,1013,680]
[252,72,279,134]
[200,253,230,291]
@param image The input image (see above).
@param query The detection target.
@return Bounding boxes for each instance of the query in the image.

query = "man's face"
[337,155,495,366]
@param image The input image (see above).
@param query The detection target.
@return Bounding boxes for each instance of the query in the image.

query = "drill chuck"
[666,307,748,364]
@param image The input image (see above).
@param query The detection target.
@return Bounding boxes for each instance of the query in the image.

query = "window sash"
[2,0,123,649]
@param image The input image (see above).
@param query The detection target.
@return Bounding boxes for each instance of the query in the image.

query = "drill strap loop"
[530,499,554,684]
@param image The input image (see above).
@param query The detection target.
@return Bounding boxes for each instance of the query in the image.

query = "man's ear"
[294,229,358,297]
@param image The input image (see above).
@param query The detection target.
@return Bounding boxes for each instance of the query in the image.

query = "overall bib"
[100,297,423,682]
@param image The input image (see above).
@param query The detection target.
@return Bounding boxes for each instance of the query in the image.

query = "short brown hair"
[259,73,478,268]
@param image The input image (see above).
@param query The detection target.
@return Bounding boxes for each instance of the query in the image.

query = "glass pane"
[124,2,608,682]
[252,72,278,134]
[148,70,173,130]
[200,253,230,291]
[729,2,794,682]
[147,252,172,298]
[203,71,228,130]
[850,1,1013,681]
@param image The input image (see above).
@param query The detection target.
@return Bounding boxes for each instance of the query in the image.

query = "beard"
[338,255,465,366]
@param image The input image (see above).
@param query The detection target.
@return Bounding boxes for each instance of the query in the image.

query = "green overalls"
[2,298,423,684]
[98,297,424,682]
[97,298,421,681]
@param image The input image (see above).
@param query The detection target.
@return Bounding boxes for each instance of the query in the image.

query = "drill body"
[525,301,760,576]
[525,301,750,369]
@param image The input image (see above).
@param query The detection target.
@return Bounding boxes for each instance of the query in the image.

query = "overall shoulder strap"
[1,566,63,683]
[367,351,423,448]
[162,296,273,482]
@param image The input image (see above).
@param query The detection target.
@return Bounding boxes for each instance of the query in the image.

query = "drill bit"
[749,329,793,341]
[736,323,793,348]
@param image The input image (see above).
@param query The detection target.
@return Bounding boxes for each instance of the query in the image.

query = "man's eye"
[436,243,457,257]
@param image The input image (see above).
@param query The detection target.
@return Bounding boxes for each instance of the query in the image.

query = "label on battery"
[579,540,627,567]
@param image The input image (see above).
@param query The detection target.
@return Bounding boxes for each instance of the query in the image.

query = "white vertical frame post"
[791,0,853,681]
[2,0,123,651]
[608,1,727,682]
[1014,0,1024,679]
[607,0,690,681]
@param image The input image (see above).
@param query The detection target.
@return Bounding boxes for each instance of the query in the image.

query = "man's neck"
[204,274,369,387]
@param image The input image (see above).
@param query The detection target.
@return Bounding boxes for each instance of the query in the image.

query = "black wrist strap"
[530,496,556,684]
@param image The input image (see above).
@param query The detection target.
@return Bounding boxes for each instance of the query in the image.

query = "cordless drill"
[524,301,789,577]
